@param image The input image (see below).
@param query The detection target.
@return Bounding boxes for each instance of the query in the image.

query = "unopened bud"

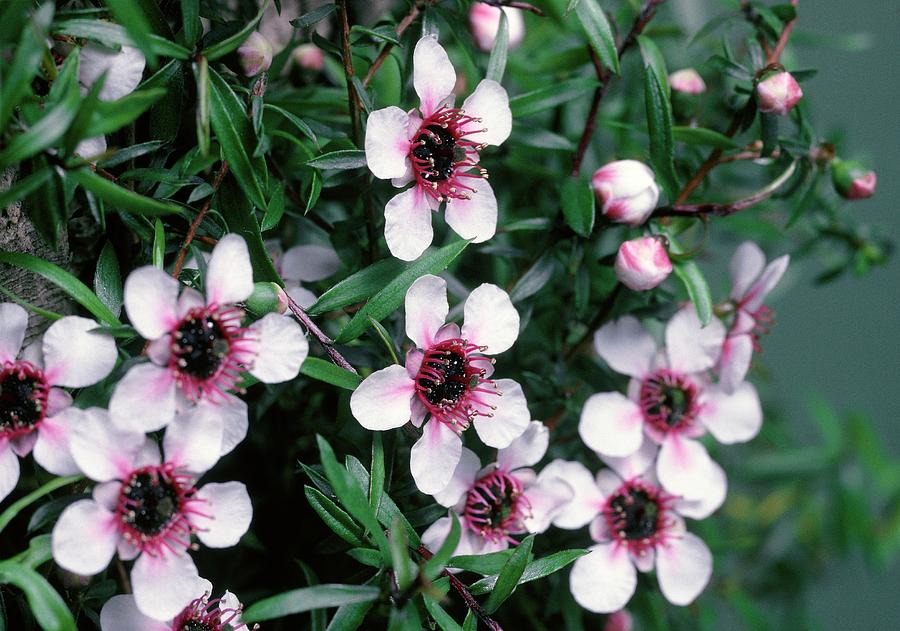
[756,70,803,116]
[246,281,288,315]
[291,43,324,72]
[668,68,706,95]
[237,31,273,77]
[591,160,660,226]
[614,236,673,291]
[468,4,525,52]
[604,610,634,631]
[831,159,876,200]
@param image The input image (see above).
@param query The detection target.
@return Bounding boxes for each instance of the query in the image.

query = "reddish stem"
[362,3,424,88]
[172,162,229,278]
[286,296,357,374]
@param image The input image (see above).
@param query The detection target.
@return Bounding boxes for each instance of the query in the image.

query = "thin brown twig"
[286,296,357,373]
[362,3,423,88]
[766,0,799,65]
[336,0,361,145]
[172,162,230,278]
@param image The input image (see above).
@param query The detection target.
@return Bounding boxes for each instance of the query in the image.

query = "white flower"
[364,35,512,261]
[52,408,252,621]
[350,274,530,495]
[0,304,117,502]
[421,421,573,556]
[468,4,526,52]
[267,239,342,310]
[100,582,250,630]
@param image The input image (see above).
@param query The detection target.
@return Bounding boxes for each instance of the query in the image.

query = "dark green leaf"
[308,258,404,315]
[217,176,281,284]
[448,550,514,575]
[304,486,368,547]
[326,598,375,631]
[305,150,367,170]
[102,0,158,65]
[201,0,269,60]
[510,78,601,118]
[152,219,165,267]
[0,563,76,631]
[560,177,595,238]
[672,126,739,149]
[574,0,619,74]
[24,159,66,248]
[85,88,167,137]
[642,64,680,200]
[67,169,181,216]
[468,549,589,595]
[423,597,464,631]
[346,548,381,567]
[351,24,400,46]
[388,516,416,591]
[424,513,460,580]
[180,0,201,46]
[637,35,669,96]
[0,86,79,169]
[672,258,713,327]
[193,57,211,157]
[94,242,123,317]
[485,10,509,83]
[344,457,419,547]
[243,584,380,623]
[0,168,53,210]
[291,4,337,29]
[260,181,286,230]
[760,112,778,157]
[0,475,81,535]
[0,3,54,131]
[306,170,323,214]
[509,252,557,303]
[264,104,318,147]
[300,357,362,391]
[483,534,533,612]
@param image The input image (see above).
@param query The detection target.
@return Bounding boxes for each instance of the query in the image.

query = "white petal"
[594,316,657,378]
[444,179,498,244]
[123,266,180,340]
[349,365,415,430]
[33,411,79,475]
[404,274,449,349]
[717,334,753,393]
[656,436,718,501]
[410,419,462,494]
[413,36,456,116]
[205,234,254,306]
[280,244,342,282]
[42,316,117,388]
[384,187,434,261]
[460,80,512,146]
[473,378,529,448]
[579,392,644,457]
[743,254,789,312]
[461,283,518,354]
[285,284,318,310]
[656,532,713,606]
[193,481,253,548]
[100,594,169,631]
[540,459,605,529]
[176,287,205,318]
[497,420,548,471]
[217,394,249,458]
[523,474,574,533]
[74,135,107,160]
[52,500,118,575]
[131,552,202,621]
[729,241,766,301]
[248,313,308,383]
[69,407,144,482]
[570,543,637,613]
[433,447,481,507]
[0,303,27,362]
[600,434,658,480]
[665,307,726,374]
[79,43,145,101]
[93,481,120,511]
[364,107,412,180]
[109,363,176,433]
[421,516,455,556]
[163,406,224,474]
[700,382,762,444]
[675,459,726,520]
[0,446,20,504]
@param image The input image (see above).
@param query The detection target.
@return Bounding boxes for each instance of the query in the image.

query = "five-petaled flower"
[364,35,512,261]
[100,582,253,630]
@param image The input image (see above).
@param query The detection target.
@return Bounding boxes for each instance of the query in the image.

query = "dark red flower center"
[463,469,530,544]
[171,594,250,631]
[604,478,675,556]
[639,368,700,434]
[0,361,49,440]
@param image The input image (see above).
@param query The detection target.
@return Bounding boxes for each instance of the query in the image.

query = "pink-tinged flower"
[100,583,253,630]
[468,4,526,52]
[579,309,760,501]
[831,159,876,199]
[110,234,308,437]
[668,68,706,95]
[350,274,529,494]
[364,35,512,261]
[614,236,673,291]
[267,239,342,309]
[0,305,117,502]
[422,421,572,555]
[756,71,803,116]
[591,161,660,226]
[237,31,273,76]
[718,242,789,392]
[292,43,325,72]
[52,408,252,621]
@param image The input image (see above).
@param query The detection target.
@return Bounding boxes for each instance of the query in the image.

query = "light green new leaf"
[300,357,362,391]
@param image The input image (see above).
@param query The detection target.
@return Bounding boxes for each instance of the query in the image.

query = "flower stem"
[362,2,425,88]
[336,0,361,146]
[171,161,229,278]
[286,295,357,374]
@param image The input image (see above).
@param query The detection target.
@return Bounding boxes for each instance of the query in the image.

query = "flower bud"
[468,4,525,52]
[246,281,288,315]
[831,159,876,199]
[604,610,634,631]
[668,68,706,95]
[756,70,803,116]
[591,160,660,226]
[237,31,273,77]
[292,43,325,72]
[615,236,673,291]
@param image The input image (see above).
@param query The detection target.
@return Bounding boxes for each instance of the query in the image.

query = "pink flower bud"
[831,159,876,199]
[668,68,706,95]
[615,236,673,291]
[237,31,273,77]
[756,71,803,116]
[292,43,325,72]
[591,160,660,226]
[604,610,634,631]
[468,4,525,52]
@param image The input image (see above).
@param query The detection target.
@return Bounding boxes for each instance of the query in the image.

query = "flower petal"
[675,459,726,520]
[656,436,718,501]
[163,406,224,474]
[41,316,117,388]
[460,79,512,146]
[79,43,145,101]
[109,363,177,433]
[131,551,202,621]
[593,316,657,378]
[413,36,456,117]
[461,283,519,354]
[729,241,766,301]
[384,187,434,261]
[579,392,644,458]
[665,306,725,374]
[717,333,753,393]
[205,234,254,306]
[285,284,318,310]
[0,303,27,362]
[444,179,498,244]
[497,420,548,471]
[280,244,342,282]
[655,532,713,606]
[743,254,789,312]
[540,459,605,529]
[473,378,529,448]
[599,434,658,480]
[405,274,449,349]
[349,365,415,430]
[364,106,412,180]
[433,447,481,507]
[523,473,573,533]
[410,419,462,495]
[33,411,79,475]
[100,594,169,631]
[248,313,308,383]
[700,381,762,444]
[193,481,253,548]
[0,445,20,504]
[52,500,118,575]
[570,543,637,613]
[217,394,249,458]
[123,266,180,340]
[69,407,144,482]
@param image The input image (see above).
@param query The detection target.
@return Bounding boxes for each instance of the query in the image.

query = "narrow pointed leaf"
[574,0,619,74]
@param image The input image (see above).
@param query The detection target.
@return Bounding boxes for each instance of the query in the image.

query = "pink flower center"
[638,369,700,434]
[0,361,49,441]
[409,106,487,203]
[463,468,530,544]
[115,463,208,556]
[604,478,675,556]
[414,338,498,432]
[169,306,255,401]
[171,594,252,631]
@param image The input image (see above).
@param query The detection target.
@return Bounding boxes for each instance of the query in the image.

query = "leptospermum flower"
[350,274,529,494]
[422,421,572,555]
[52,408,252,621]
[364,35,512,261]
[579,308,761,501]
[109,234,308,441]
[0,304,117,502]
[718,241,789,392]
[267,239,342,309]
[591,160,660,226]
[100,582,254,630]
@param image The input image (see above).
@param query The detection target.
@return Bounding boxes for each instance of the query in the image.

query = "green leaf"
[369,433,385,514]
[642,64,680,200]
[671,259,713,327]
[637,35,669,97]
[24,159,66,248]
[574,0,619,74]
[423,597,464,631]
[335,240,469,344]
[448,550,514,575]
[264,103,318,146]
[300,357,362,391]
[388,516,416,591]
[0,168,53,210]
[344,458,419,547]
[485,10,509,83]
[201,0,269,61]
[0,563,76,631]
[483,534,533,613]
[0,85,79,169]
[260,181,286,231]
[0,251,120,326]
[351,24,401,46]
[672,126,739,149]
[510,78,601,118]
[207,68,268,210]
[304,486,368,547]
[0,2,54,131]
[0,475,81,535]
[94,242,123,317]
[152,219,165,268]
[103,0,158,65]
[509,251,557,303]
[305,150,367,170]
[468,549,589,595]
[180,0,201,46]
[366,316,400,364]
[760,112,778,157]
[424,513,460,580]
[291,4,338,29]
[243,584,381,623]
[326,598,375,631]
[80,87,167,137]
[560,177,595,238]
[97,140,166,168]
[67,169,181,216]
[193,57,210,157]
[217,176,281,283]
[308,258,405,316]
